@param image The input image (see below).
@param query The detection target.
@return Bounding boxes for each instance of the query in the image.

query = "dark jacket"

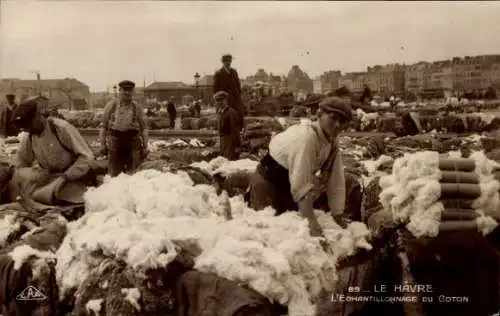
[218,106,241,160]
[0,104,19,137]
[218,107,240,135]
[213,67,244,116]
[167,102,177,117]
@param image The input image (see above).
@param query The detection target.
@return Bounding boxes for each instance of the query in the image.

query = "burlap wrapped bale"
[350,117,362,131]
[190,118,201,130]
[205,117,218,130]
[377,117,400,133]
[181,118,192,130]
[73,246,196,316]
[155,119,171,130]
[148,148,218,164]
[198,117,209,129]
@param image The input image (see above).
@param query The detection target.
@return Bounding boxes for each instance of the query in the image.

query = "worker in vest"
[247,97,352,237]
[100,80,148,176]
[10,97,95,206]
[215,91,241,160]
[0,93,20,138]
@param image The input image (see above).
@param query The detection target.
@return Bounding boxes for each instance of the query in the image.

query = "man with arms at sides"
[214,91,241,160]
[247,96,352,238]
[0,93,20,139]
[100,80,148,176]
[213,54,245,135]
[10,97,95,206]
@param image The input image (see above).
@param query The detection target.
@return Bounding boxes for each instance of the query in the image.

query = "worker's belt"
[109,129,139,139]
[257,153,292,190]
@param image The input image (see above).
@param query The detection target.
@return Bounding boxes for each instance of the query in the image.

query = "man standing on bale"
[247,97,352,237]
[0,93,20,138]
[215,91,241,161]
[213,54,245,132]
[100,80,148,176]
[10,96,96,206]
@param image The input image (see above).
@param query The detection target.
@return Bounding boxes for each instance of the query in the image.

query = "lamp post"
[113,85,117,98]
[194,72,200,100]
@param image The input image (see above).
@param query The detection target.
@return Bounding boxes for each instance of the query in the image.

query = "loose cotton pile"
[56,169,371,316]
[378,150,499,238]
[191,156,258,177]
[379,151,443,237]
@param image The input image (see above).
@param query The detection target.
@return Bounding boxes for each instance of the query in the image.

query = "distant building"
[286,65,313,93]
[339,72,367,93]
[0,78,90,110]
[318,70,342,93]
[144,81,198,105]
[313,77,323,94]
[366,64,406,96]
[451,55,500,95]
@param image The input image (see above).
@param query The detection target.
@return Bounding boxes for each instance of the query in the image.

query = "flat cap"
[319,96,353,121]
[6,93,15,98]
[221,54,233,61]
[213,90,228,100]
[11,96,40,125]
[118,80,135,90]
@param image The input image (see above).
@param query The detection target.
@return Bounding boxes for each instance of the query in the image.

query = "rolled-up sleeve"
[135,104,148,146]
[286,134,317,202]
[99,101,113,148]
[327,151,346,215]
[56,121,94,181]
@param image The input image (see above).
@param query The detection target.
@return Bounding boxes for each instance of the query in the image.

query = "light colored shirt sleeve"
[327,151,346,215]
[99,101,114,148]
[285,132,318,202]
[16,136,34,168]
[55,120,94,181]
[135,103,148,147]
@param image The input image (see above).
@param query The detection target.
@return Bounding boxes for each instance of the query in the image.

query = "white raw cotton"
[191,156,258,177]
[379,151,443,237]
[379,150,500,237]
[0,213,22,247]
[57,169,372,316]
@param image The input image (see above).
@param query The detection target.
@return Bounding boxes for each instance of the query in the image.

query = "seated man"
[10,97,95,206]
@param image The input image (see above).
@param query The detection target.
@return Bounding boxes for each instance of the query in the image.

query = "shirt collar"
[223,67,231,73]
[312,120,330,144]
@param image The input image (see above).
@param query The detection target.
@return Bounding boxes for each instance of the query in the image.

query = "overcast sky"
[1,1,500,91]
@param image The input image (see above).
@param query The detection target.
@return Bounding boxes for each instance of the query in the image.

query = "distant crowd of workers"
[0,53,426,243]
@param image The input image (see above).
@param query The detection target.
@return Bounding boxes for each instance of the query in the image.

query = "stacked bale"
[361,152,500,316]
[241,122,274,154]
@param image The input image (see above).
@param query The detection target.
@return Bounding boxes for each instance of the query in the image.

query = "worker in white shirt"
[246,96,352,237]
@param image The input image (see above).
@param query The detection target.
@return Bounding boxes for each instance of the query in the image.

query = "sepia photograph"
[1,1,500,315]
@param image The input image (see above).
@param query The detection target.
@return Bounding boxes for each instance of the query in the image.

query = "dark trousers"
[248,166,297,215]
[220,133,239,161]
[107,131,142,177]
[169,116,176,129]
[108,148,141,177]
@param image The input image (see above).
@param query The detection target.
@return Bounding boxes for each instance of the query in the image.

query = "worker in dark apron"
[247,97,352,237]
[99,80,148,176]
[215,91,241,160]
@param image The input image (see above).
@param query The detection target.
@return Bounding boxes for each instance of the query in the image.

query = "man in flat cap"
[0,93,20,139]
[100,80,148,176]
[215,91,241,160]
[213,54,244,138]
[247,96,352,241]
[10,96,96,206]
